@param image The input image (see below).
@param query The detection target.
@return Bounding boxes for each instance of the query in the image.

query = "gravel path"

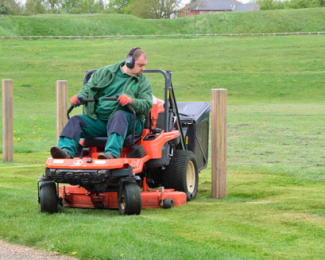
[0,240,79,260]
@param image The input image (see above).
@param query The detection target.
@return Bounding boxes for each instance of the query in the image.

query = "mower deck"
[59,185,187,209]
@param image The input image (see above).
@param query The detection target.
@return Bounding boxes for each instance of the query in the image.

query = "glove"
[118,94,133,106]
[70,95,83,107]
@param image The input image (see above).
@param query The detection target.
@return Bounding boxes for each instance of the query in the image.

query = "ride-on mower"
[38,70,211,215]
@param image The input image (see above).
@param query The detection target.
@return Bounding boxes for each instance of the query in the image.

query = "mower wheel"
[163,198,173,209]
[40,181,58,214]
[163,150,198,201]
[118,182,141,215]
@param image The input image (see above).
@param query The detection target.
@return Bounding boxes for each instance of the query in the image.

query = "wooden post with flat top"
[211,89,227,199]
[56,80,68,143]
[2,79,13,162]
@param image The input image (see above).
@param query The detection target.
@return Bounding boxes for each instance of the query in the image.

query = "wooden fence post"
[211,89,227,199]
[56,80,68,143]
[2,79,13,162]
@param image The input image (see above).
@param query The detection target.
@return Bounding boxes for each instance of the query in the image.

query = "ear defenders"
[125,47,141,69]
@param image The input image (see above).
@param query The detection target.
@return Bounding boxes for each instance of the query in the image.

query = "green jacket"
[78,61,153,123]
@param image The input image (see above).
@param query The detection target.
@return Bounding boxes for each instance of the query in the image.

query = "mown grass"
[0,36,325,259]
[1,8,325,36]
[1,153,325,259]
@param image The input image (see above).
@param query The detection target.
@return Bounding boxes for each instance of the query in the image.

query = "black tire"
[163,150,198,201]
[40,181,58,213]
[118,182,141,215]
[163,198,173,209]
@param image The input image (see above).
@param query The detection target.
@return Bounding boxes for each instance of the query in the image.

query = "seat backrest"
[83,70,97,86]
[83,135,142,148]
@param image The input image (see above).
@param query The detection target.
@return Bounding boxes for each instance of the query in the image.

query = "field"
[0,35,325,259]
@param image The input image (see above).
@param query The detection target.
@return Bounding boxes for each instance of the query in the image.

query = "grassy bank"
[156,7,325,34]
[0,8,325,36]
[0,36,325,259]
[0,14,171,36]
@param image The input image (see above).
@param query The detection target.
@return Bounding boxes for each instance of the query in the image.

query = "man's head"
[124,47,147,76]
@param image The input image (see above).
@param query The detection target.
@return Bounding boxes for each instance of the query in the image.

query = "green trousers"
[58,111,143,158]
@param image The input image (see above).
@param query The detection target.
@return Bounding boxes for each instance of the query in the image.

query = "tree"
[46,0,61,12]
[25,0,47,13]
[128,0,181,19]
[256,0,277,10]
[285,0,320,8]
[256,0,324,9]
[80,0,101,13]
[98,0,104,10]
[107,0,133,13]
[61,0,81,13]
[0,0,23,15]
[0,2,11,14]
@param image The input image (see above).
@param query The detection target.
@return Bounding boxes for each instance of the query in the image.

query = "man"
[50,47,153,159]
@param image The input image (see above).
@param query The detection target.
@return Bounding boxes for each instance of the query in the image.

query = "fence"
[1,31,325,40]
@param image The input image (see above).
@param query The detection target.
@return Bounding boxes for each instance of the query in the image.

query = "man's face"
[131,54,147,76]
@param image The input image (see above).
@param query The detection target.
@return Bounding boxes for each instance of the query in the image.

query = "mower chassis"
[58,183,186,209]
[38,177,186,210]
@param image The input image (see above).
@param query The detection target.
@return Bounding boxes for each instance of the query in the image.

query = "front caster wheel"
[40,181,58,213]
[118,182,141,215]
[163,198,173,209]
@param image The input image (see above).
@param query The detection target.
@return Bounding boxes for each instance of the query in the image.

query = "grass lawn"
[0,36,324,259]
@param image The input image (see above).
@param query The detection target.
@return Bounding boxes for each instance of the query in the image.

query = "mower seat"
[83,134,142,148]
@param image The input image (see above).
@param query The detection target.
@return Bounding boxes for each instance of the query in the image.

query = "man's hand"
[118,94,133,106]
[70,95,83,107]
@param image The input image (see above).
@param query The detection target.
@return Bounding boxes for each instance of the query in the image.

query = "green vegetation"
[0,35,325,259]
[1,7,325,36]
[257,0,325,10]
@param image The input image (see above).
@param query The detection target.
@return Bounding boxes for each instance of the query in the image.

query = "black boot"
[50,146,72,159]
[97,153,115,159]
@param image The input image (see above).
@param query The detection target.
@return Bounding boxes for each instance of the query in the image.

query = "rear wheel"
[40,181,58,213]
[118,182,141,215]
[163,150,198,201]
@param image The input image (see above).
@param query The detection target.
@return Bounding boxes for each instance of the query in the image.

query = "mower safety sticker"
[73,160,83,166]
[130,160,140,168]
[94,160,106,165]
[53,160,64,164]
